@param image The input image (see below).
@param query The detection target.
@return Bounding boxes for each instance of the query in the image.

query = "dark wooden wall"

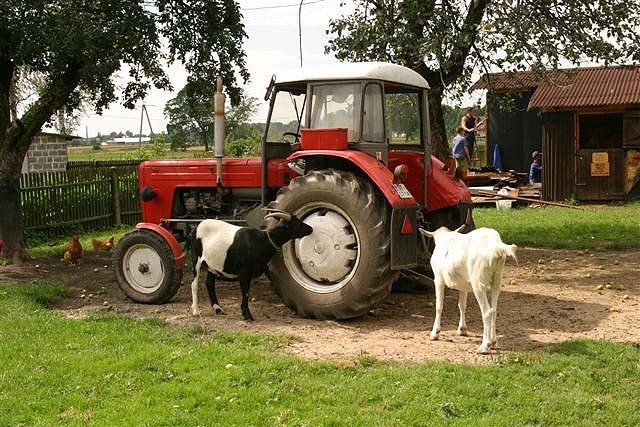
[487,91,542,171]
[541,112,575,201]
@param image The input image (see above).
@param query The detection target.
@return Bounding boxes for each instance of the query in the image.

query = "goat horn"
[264,212,292,221]
[454,224,466,233]
[418,228,434,238]
[262,207,289,215]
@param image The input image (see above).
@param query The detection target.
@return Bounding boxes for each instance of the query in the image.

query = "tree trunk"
[0,178,28,263]
[0,119,30,262]
[426,85,449,161]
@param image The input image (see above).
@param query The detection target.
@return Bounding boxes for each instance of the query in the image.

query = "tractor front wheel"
[267,169,397,319]
[113,229,182,304]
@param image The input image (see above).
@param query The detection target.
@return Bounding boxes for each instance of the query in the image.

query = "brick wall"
[23,133,69,173]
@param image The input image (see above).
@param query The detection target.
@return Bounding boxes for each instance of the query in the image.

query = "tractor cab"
[261,62,435,208]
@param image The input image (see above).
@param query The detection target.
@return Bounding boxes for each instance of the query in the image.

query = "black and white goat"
[188,209,313,320]
[419,225,517,353]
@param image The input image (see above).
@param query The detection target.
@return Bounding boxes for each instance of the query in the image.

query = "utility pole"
[139,103,155,144]
[138,103,144,144]
[298,0,304,67]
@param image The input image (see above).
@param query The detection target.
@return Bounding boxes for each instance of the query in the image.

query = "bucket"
[495,199,513,211]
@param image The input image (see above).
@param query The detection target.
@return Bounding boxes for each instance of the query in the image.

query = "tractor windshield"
[310,83,361,142]
[266,89,306,142]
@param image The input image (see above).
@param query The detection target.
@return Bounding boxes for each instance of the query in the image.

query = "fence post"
[110,167,122,227]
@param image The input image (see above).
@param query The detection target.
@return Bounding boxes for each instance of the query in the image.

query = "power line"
[243,0,327,11]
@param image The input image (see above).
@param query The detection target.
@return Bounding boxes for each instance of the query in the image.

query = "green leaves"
[326,0,640,156]
[2,0,249,124]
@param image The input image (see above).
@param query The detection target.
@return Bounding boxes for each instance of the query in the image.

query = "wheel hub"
[122,244,165,294]
[294,210,357,283]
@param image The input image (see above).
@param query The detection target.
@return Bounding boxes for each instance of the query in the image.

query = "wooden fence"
[66,159,142,169]
[20,166,141,232]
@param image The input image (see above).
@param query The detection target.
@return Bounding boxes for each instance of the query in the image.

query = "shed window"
[578,113,623,149]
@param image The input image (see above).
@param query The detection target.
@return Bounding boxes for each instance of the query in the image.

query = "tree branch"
[18,61,82,150]
[441,0,489,85]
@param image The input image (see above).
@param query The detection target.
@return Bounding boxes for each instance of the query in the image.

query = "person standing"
[452,127,470,178]
[461,107,477,159]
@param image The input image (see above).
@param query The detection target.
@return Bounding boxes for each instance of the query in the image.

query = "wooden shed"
[471,66,640,201]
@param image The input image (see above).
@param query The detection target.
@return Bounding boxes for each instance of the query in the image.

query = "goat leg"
[204,272,225,315]
[239,274,254,321]
[472,282,493,354]
[190,267,201,317]
[430,277,445,340]
[456,290,469,336]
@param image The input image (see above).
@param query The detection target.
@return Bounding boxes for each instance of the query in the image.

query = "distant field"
[68,144,210,161]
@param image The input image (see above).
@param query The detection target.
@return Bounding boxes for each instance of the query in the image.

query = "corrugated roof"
[469,71,541,91]
[529,66,640,109]
[470,66,640,109]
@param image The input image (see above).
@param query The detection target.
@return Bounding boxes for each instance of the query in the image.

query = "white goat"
[419,225,517,354]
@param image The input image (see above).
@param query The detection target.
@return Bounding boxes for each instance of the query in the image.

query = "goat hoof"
[212,304,225,315]
[429,332,439,341]
[191,307,201,316]
[477,344,491,354]
[243,314,255,321]
[490,339,499,348]
[457,328,468,337]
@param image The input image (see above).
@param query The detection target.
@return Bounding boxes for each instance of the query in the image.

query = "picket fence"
[20,166,141,232]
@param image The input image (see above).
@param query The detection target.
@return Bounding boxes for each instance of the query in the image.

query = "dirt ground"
[1,247,638,364]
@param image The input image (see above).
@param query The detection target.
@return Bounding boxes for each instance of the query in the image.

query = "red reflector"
[401,214,414,234]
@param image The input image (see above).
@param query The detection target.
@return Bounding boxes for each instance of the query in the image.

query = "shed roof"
[470,66,640,109]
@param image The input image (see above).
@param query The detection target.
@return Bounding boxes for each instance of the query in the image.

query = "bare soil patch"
[2,247,638,364]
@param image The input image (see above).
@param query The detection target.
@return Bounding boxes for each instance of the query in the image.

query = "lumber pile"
[466,170,540,205]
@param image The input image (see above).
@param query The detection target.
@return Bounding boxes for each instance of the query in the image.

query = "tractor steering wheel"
[282,131,301,145]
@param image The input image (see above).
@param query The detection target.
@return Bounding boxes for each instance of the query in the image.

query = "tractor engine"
[178,188,221,218]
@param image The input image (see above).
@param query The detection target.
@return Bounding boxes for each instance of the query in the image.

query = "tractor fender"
[135,223,185,269]
[287,150,417,208]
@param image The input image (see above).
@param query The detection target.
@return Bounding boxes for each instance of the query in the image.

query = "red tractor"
[113,62,473,319]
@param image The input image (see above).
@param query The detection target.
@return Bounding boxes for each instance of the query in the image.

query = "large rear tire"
[113,229,182,303]
[267,169,397,319]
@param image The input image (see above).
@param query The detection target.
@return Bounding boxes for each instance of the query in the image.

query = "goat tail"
[493,243,518,266]
[503,244,518,266]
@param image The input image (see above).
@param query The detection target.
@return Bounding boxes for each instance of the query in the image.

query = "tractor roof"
[275,62,430,89]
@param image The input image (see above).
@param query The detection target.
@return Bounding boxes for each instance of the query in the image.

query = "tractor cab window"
[386,92,421,145]
[266,89,306,143]
[310,83,361,142]
[363,83,384,142]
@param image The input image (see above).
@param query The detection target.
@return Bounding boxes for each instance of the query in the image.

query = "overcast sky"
[75,0,353,138]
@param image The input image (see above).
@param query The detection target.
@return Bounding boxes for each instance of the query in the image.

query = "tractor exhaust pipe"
[214,76,225,187]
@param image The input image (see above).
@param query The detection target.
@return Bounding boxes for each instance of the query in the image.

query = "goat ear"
[454,224,466,233]
[418,228,434,238]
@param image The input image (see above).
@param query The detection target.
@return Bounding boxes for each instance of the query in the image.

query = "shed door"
[575,113,625,200]
[575,149,625,200]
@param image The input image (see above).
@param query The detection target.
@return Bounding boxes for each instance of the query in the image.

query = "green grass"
[68,144,209,161]
[1,281,639,425]
[474,201,640,249]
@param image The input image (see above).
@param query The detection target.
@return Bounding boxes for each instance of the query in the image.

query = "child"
[529,150,542,184]
[451,127,470,178]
